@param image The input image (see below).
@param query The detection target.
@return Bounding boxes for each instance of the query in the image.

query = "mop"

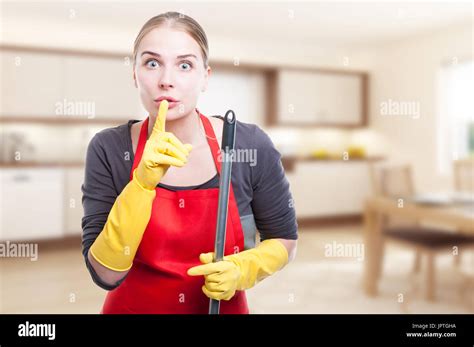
[209,110,237,315]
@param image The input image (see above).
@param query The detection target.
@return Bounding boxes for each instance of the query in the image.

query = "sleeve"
[250,126,298,241]
[81,133,124,290]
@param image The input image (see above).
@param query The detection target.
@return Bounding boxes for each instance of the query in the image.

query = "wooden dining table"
[363,195,474,296]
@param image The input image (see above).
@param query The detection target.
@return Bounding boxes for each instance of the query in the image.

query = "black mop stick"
[209,110,237,315]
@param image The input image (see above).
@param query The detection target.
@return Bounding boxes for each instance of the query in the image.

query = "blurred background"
[0,0,473,313]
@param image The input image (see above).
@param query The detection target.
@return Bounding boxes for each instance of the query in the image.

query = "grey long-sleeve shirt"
[81,115,298,290]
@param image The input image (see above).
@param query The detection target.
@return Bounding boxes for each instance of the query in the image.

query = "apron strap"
[199,113,223,175]
[199,113,244,253]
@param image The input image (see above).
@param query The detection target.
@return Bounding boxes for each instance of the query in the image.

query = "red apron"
[102,111,249,314]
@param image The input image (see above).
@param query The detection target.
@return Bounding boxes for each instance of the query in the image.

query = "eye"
[145,59,159,69]
[179,61,193,71]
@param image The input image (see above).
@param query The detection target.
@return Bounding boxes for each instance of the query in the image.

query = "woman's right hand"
[134,100,193,190]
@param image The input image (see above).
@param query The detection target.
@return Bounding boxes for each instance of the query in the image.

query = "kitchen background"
[0,1,473,313]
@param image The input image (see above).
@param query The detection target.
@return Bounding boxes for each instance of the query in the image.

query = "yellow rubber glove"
[187,239,289,301]
[134,100,193,190]
[90,100,192,271]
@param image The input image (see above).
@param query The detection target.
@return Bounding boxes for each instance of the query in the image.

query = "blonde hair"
[133,12,209,68]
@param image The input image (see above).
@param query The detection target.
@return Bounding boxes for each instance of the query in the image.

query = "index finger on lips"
[152,100,168,135]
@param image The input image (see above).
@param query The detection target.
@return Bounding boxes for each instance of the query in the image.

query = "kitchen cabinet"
[63,56,143,119]
[286,161,373,218]
[1,51,64,117]
[0,168,64,241]
[197,68,267,125]
[276,69,367,127]
[1,49,144,120]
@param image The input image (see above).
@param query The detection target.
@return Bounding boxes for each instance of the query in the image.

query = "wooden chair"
[370,163,474,301]
[453,158,474,307]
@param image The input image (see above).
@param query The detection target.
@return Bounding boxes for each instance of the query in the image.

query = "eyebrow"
[141,51,197,60]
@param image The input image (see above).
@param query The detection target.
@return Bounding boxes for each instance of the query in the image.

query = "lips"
[155,96,178,102]
[154,97,180,110]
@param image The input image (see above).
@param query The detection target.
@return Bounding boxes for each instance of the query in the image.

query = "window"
[437,60,474,175]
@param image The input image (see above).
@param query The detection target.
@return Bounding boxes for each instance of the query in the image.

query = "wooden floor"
[1,225,473,313]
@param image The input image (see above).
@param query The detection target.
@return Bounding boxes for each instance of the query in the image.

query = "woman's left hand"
[187,239,290,301]
[187,253,241,301]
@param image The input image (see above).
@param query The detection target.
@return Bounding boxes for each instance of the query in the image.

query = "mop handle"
[209,110,236,315]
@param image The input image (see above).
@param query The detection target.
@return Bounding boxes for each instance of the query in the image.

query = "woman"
[82,11,298,314]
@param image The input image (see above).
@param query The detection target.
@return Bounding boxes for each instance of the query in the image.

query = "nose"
[158,66,174,89]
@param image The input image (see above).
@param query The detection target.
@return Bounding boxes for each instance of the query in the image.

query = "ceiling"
[2,1,472,47]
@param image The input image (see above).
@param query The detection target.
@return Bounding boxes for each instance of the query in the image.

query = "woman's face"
[134,26,211,121]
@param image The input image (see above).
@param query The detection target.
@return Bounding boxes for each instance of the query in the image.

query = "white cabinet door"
[0,169,64,241]
[1,51,144,119]
[197,69,267,126]
[278,70,362,125]
[63,56,142,119]
[1,51,64,117]
[287,162,372,217]
[64,168,85,236]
